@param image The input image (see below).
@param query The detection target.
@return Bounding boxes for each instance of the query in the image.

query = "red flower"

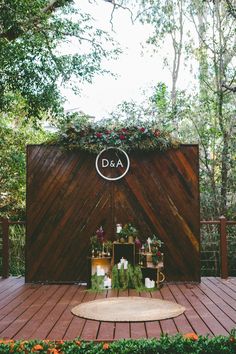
[121,128,127,132]
[140,127,145,132]
[157,251,162,257]
[105,130,111,135]
[154,130,160,137]
[96,132,103,138]
[119,134,125,140]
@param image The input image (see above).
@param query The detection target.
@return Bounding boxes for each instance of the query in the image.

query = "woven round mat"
[71,296,185,322]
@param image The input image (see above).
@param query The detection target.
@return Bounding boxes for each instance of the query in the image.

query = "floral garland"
[50,119,180,153]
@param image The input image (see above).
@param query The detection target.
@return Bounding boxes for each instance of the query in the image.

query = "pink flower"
[105,130,111,135]
[96,132,102,138]
[119,134,125,140]
[154,130,160,137]
[96,226,105,243]
[140,127,145,132]
[121,128,127,132]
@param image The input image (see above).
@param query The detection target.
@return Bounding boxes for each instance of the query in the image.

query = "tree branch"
[0,0,72,41]
[225,0,236,19]
[222,83,236,92]
[42,0,72,13]
[105,0,135,29]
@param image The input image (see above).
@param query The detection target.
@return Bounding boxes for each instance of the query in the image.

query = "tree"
[114,0,236,217]
[0,0,120,118]
[138,0,185,123]
[0,109,52,219]
[187,0,236,215]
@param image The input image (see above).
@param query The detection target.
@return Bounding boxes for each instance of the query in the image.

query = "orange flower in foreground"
[184,332,199,341]
[33,344,44,351]
[48,349,59,354]
[20,341,28,349]
[103,342,109,350]
[55,340,64,345]
[75,340,81,346]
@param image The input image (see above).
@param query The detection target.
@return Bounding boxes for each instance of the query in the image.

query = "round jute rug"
[71,297,185,322]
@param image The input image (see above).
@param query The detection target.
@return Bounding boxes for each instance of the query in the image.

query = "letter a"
[116,159,124,168]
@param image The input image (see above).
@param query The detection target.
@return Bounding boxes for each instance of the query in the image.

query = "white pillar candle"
[117,263,121,270]
[150,280,155,288]
[116,224,122,233]
[147,238,152,253]
[97,265,105,276]
[104,277,112,288]
[145,277,150,288]
[124,260,128,270]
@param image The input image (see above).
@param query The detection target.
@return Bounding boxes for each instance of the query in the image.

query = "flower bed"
[0,331,235,353]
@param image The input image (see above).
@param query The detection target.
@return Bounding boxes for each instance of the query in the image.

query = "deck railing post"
[2,218,10,278]
[219,215,228,279]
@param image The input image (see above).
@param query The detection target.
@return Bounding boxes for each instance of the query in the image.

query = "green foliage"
[91,274,104,291]
[0,0,120,118]
[111,264,120,289]
[111,264,144,290]
[0,114,52,219]
[50,114,180,153]
[0,332,236,353]
[118,223,138,241]
[9,224,25,276]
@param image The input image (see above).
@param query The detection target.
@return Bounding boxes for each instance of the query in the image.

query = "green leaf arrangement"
[48,116,180,153]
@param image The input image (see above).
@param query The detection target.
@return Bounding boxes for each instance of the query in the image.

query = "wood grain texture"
[26,145,200,283]
[0,277,235,340]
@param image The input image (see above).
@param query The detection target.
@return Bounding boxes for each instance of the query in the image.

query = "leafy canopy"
[0,0,120,118]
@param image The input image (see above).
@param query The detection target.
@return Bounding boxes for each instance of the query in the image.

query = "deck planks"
[0,277,235,341]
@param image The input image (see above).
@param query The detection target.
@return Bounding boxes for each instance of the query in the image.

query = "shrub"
[0,331,235,353]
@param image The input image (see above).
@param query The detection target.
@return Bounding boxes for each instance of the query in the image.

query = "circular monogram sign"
[95,147,130,181]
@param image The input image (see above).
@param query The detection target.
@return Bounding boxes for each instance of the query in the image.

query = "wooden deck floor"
[0,277,235,341]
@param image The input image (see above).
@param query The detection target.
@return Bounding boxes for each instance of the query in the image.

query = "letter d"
[102,159,109,168]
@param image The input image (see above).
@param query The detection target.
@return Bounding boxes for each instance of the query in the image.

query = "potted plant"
[104,240,113,256]
[118,223,138,243]
[150,235,163,265]
[90,226,105,256]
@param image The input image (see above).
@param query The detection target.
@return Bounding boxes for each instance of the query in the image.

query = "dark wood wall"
[26,145,200,283]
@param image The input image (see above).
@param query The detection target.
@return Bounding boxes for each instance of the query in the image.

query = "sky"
[61,0,197,119]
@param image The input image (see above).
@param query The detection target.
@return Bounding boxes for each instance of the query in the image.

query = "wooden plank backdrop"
[26,144,200,283]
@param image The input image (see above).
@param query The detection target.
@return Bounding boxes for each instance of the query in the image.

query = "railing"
[0,216,236,279]
[200,216,236,279]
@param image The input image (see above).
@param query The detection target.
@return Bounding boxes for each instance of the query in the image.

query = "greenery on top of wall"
[49,115,180,154]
